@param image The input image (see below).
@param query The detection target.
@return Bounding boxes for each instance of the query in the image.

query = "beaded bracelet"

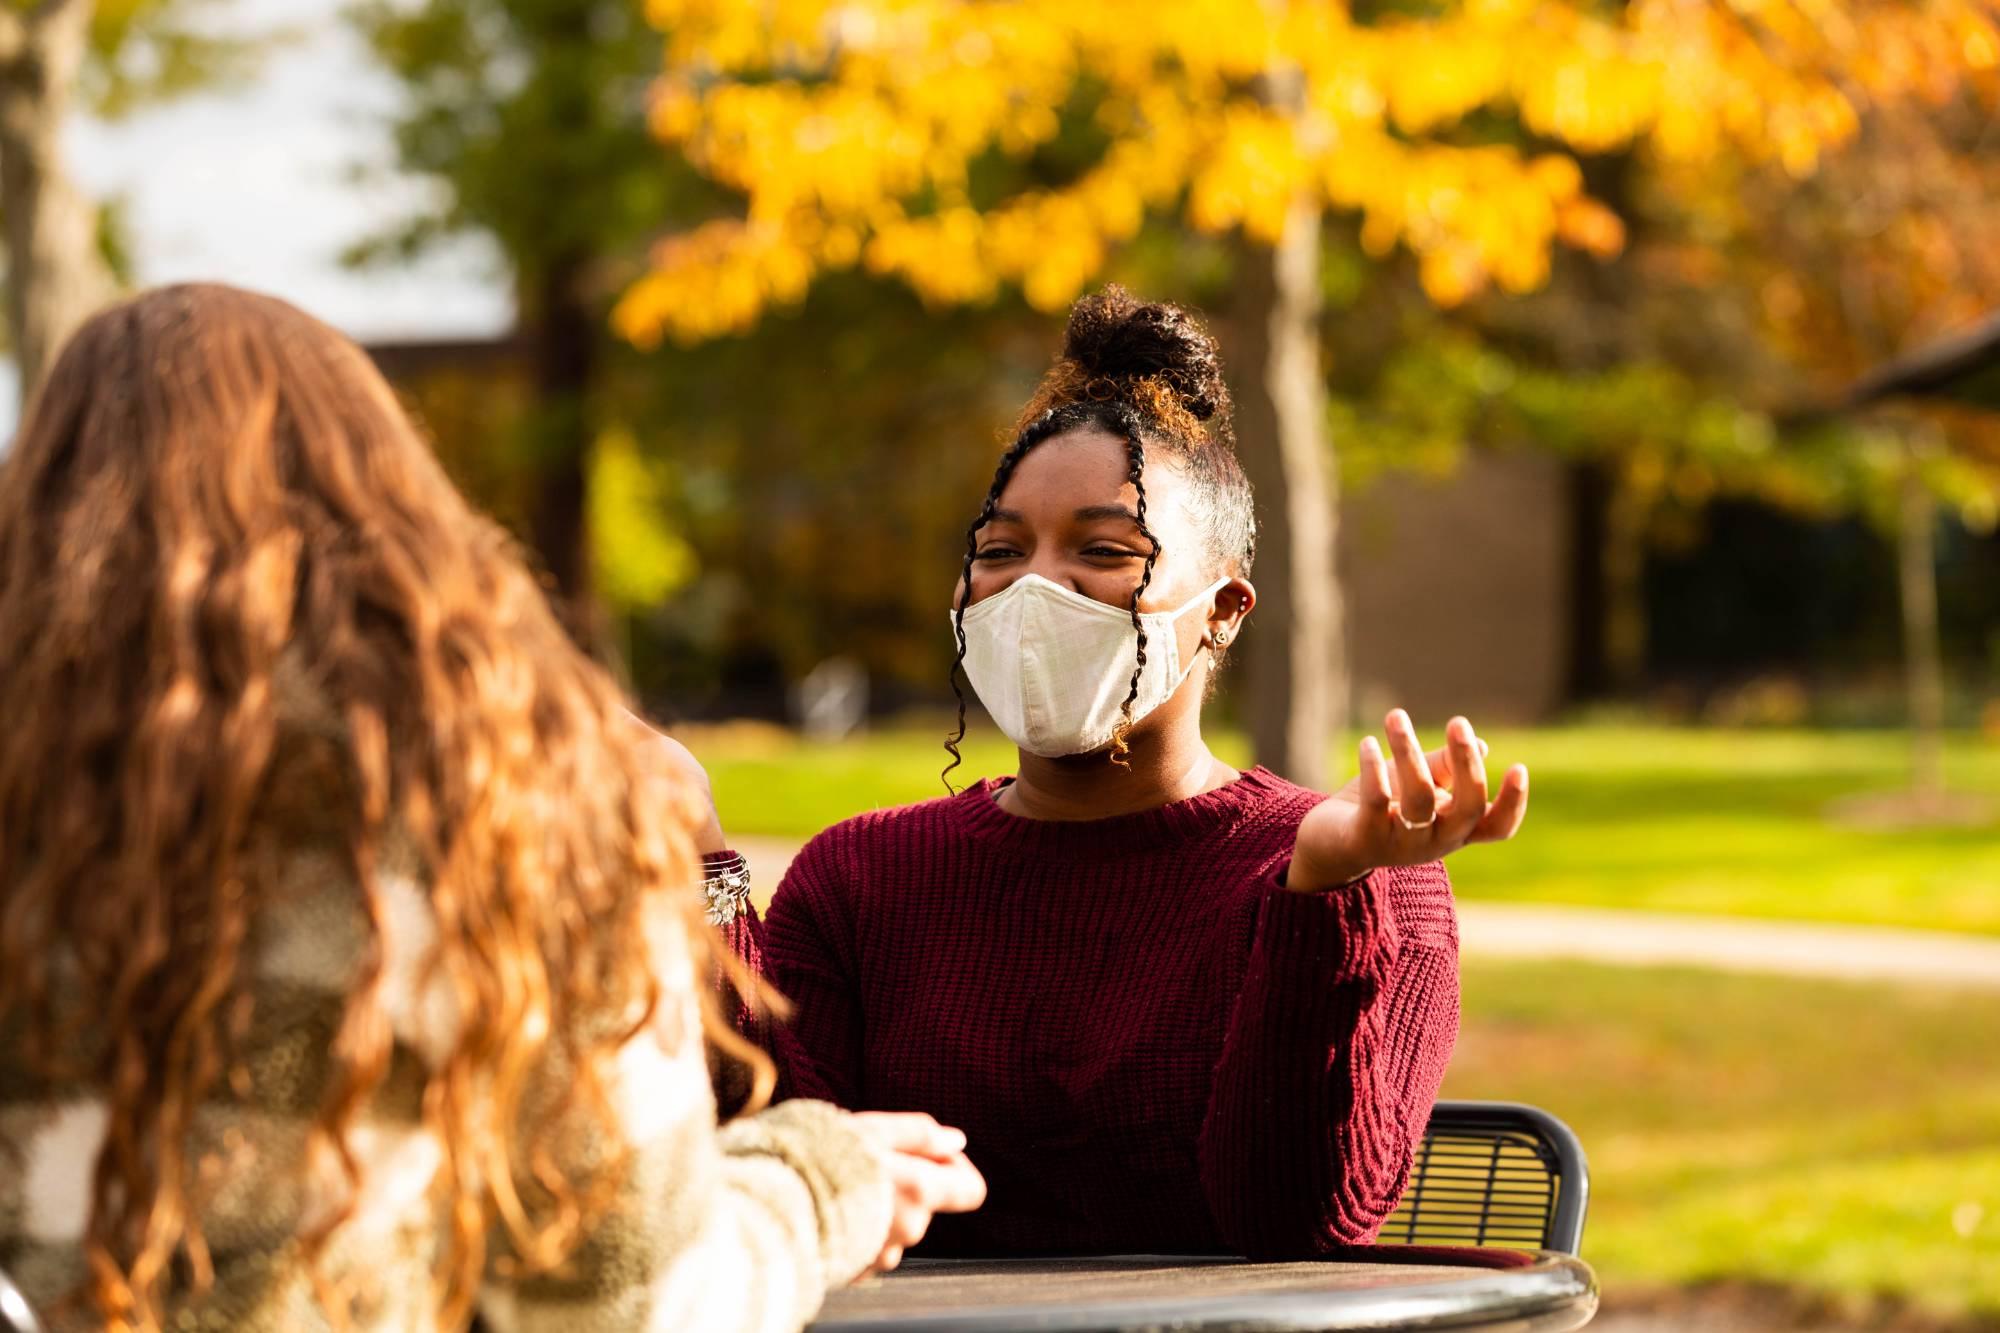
[701,853,753,927]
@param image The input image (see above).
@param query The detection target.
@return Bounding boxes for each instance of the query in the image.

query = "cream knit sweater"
[0,843,890,1331]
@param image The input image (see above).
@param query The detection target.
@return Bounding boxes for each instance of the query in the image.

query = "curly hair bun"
[1062,286,1229,427]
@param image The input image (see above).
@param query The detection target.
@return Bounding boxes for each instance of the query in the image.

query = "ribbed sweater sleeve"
[481,899,890,1333]
[1197,862,1459,1258]
[758,833,866,1108]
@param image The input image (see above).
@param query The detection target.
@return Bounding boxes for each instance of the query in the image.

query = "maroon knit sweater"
[751,767,1460,1260]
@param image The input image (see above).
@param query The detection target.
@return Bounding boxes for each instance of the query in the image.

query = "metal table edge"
[810,1251,1599,1333]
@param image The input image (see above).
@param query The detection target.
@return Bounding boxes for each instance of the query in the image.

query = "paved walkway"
[1454,901,2000,989]
[734,837,2000,990]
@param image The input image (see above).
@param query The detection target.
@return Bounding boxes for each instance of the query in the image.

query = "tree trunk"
[524,250,607,656]
[0,0,117,398]
[1565,461,1612,700]
[1898,459,1946,802]
[1601,462,1651,695]
[1232,199,1344,790]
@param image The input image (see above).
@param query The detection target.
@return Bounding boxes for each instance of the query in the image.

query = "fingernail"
[1478,739,1490,756]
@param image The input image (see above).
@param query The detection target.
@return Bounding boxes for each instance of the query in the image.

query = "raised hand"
[1286,711,1529,894]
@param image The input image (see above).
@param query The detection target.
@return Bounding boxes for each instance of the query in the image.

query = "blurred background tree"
[0,0,263,390]
[1708,89,2000,809]
[619,0,2000,787]
[1444,35,2000,806]
[351,0,1042,697]
[352,0,698,650]
[336,0,2000,768]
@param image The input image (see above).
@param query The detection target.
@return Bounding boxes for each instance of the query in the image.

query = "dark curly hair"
[943,287,1257,786]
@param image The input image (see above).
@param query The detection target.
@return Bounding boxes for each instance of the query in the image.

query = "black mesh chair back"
[0,1265,40,1333]
[1378,1100,1590,1255]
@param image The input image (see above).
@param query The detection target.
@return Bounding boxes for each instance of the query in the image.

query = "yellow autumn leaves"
[615,0,2000,347]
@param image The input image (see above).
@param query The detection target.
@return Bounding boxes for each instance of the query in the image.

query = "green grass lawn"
[1452,960,2000,1319]
[692,721,2000,934]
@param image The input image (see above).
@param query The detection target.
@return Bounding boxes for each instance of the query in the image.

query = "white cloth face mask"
[954,573,1230,758]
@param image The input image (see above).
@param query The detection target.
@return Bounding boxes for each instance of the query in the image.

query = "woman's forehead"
[996,428,1193,519]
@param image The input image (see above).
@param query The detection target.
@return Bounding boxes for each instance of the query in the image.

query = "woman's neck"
[999,723,1237,821]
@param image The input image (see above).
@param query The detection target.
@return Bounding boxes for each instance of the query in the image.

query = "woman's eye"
[973,547,1021,562]
[1084,546,1139,559]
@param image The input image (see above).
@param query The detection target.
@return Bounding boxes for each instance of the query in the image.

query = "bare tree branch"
[28,0,91,28]
[0,0,92,78]
[1,0,115,389]
[0,8,26,67]
[33,0,95,89]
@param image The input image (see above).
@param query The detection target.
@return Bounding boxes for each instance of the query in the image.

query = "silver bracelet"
[701,853,752,926]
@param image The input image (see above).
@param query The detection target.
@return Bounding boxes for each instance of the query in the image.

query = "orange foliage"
[618,0,2000,346]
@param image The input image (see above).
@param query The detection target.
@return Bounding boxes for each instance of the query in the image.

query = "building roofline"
[1844,311,2000,410]
[362,333,526,379]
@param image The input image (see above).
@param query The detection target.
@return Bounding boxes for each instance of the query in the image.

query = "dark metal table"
[811,1253,1598,1332]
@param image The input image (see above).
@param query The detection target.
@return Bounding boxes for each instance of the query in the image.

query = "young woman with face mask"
[728,288,1531,1260]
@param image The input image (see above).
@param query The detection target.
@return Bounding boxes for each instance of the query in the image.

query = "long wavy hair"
[0,284,770,1330]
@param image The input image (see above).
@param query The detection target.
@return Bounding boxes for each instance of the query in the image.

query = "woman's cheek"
[962,570,1005,607]
[1078,571,1146,610]
[1175,609,1209,668]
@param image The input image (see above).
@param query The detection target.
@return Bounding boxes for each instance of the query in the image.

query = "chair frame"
[1396,1099,1590,1256]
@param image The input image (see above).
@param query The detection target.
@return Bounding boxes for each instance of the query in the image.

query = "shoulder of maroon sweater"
[770,785,981,910]
[1227,766,1331,816]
